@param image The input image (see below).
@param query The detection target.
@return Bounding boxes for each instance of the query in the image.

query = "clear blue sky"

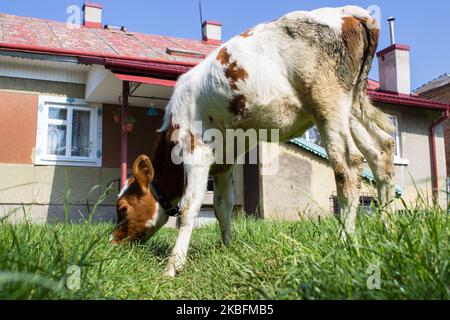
[1,0,449,90]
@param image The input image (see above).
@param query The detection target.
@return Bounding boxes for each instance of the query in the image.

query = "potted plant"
[113,109,122,124]
[122,116,136,132]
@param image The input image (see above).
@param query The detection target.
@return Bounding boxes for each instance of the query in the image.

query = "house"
[414,74,450,179]
[0,3,448,224]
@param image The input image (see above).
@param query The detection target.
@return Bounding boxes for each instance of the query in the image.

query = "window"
[35,96,102,167]
[207,176,215,192]
[302,126,322,146]
[389,115,400,158]
[388,114,409,165]
[330,193,379,215]
[302,117,408,165]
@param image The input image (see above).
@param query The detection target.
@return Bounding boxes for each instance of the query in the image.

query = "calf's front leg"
[164,144,213,277]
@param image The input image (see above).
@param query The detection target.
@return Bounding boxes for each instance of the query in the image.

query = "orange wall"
[0,96,164,167]
[0,91,38,164]
[102,104,164,168]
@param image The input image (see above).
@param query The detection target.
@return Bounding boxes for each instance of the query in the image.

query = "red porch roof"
[114,73,176,87]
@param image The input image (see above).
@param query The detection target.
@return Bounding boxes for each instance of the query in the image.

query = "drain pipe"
[120,81,130,190]
[430,109,449,202]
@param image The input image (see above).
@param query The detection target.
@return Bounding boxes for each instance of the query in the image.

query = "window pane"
[309,127,322,146]
[48,107,67,120]
[207,176,214,192]
[303,126,322,146]
[71,110,91,157]
[389,116,399,157]
[47,125,67,155]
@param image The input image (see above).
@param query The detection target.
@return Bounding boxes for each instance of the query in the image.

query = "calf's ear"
[132,155,154,190]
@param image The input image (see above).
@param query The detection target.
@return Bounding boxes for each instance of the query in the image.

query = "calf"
[113,6,395,277]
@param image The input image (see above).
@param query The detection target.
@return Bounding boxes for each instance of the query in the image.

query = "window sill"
[363,157,409,166]
[35,158,101,168]
[394,157,409,166]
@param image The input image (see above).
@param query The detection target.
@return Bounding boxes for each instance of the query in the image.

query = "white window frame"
[388,114,409,166]
[301,118,409,166]
[35,95,102,167]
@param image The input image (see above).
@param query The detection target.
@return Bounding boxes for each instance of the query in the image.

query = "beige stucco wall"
[259,105,448,219]
[0,164,121,223]
[259,143,375,219]
[380,104,447,207]
[259,143,313,220]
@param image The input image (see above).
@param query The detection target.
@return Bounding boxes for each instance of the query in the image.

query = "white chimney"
[202,21,222,45]
[83,2,103,29]
[377,17,411,95]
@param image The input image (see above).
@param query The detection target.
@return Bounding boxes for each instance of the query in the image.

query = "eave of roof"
[289,138,403,195]
[368,89,450,111]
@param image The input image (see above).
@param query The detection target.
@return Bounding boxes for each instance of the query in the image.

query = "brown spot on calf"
[188,131,196,154]
[225,61,249,90]
[341,16,365,62]
[217,47,249,116]
[240,29,253,38]
[229,94,247,116]
[216,47,231,65]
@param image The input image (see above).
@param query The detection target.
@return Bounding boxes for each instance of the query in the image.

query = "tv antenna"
[199,0,204,30]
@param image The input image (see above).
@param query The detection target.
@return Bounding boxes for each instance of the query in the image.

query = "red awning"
[113,73,177,87]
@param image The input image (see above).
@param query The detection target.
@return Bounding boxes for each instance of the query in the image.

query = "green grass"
[0,205,449,300]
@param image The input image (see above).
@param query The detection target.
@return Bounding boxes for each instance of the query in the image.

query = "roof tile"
[0,12,219,63]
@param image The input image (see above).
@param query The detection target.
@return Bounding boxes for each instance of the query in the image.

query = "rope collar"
[150,183,181,217]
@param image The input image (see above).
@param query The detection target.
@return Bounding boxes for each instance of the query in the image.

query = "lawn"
[0,204,448,300]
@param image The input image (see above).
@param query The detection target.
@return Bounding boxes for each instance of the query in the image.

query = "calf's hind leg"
[321,126,364,235]
[313,94,364,235]
[350,106,395,208]
[213,165,235,246]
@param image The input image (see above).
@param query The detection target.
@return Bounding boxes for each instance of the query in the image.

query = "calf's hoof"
[163,266,176,278]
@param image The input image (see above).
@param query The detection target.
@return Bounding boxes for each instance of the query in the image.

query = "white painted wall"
[0,55,88,84]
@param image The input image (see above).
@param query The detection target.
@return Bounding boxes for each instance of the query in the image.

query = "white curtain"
[47,125,66,156]
[71,110,90,157]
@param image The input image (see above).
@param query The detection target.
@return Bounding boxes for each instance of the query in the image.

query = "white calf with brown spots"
[113,6,395,276]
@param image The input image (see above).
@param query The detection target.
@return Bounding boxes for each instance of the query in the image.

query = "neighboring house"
[0,3,448,224]
[414,74,450,177]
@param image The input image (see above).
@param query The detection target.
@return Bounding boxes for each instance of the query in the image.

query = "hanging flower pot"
[113,109,122,124]
[122,123,134,132]
[122,117,136,132]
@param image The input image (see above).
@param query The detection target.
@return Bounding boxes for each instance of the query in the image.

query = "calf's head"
[112,155,159,244]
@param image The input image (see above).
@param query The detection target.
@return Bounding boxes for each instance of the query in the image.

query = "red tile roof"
[0,12,219,64]
[368,79,380,90]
